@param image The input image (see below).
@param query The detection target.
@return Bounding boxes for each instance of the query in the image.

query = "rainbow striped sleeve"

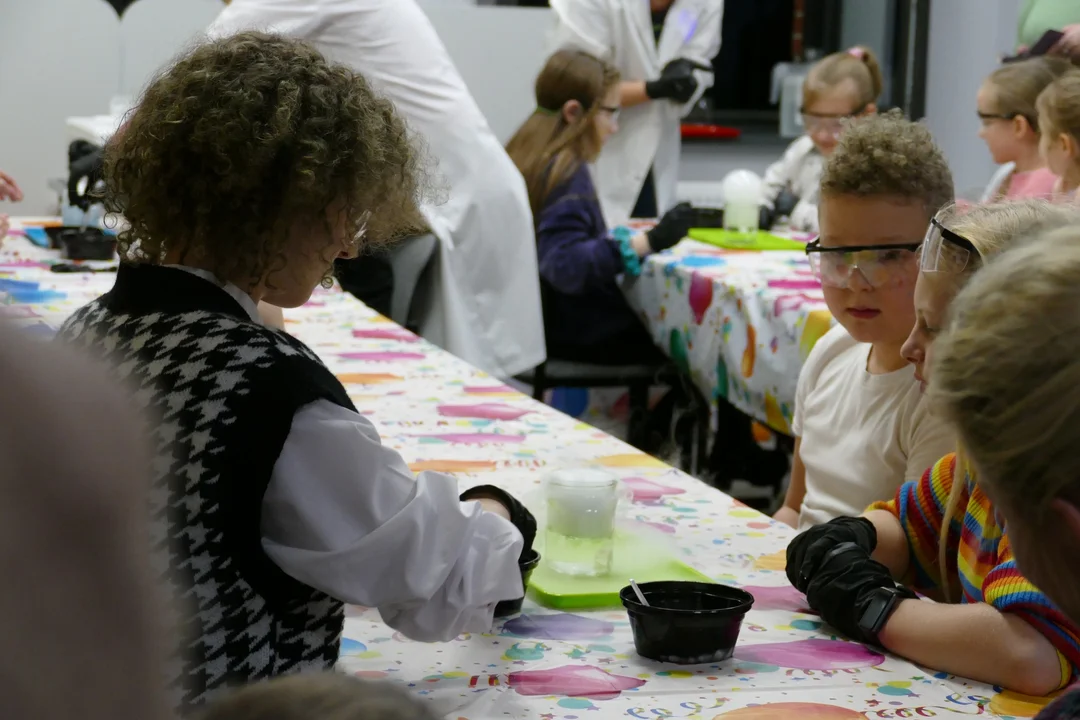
[868,454,963,596]
[984,542,1080,686]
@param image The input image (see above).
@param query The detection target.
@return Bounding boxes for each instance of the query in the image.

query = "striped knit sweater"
[870,453,1080,688]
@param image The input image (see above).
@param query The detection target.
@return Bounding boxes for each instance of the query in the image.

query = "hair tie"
[536,106,560,116]
[848,47,867,60]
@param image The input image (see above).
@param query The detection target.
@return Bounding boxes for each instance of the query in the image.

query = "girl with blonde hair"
[787,199,1080,695]
[759,46,883,232]
[506,49,695,366]
[933,221,1080,720]
[1037,69,1080,197]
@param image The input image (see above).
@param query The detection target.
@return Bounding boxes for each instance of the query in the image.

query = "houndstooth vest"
[57,263,354,715]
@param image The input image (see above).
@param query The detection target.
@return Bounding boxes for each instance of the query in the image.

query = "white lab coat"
[208,0,545,378]
[549,0,724,226]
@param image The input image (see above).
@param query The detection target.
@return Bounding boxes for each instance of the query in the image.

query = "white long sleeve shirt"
[171,267,525,642]
[760,135,825,233]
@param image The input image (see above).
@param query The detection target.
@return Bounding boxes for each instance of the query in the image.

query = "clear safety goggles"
[806,239,921,289]
[799,104,867,137]
[919,217,977,273]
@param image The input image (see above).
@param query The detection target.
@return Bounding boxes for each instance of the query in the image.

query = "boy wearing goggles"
[774,111,956,530]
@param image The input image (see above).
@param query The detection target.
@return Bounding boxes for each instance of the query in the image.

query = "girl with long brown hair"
[506,49,695,365]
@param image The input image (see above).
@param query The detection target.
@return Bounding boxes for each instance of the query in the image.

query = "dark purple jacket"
[536,163,638,348]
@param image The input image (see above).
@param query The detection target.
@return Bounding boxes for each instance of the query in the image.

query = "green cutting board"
[688,228,807,251]
[528,529,713,609]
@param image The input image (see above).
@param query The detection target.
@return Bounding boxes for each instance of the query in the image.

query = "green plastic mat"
[688,228,807,251]
[528,529,713,610]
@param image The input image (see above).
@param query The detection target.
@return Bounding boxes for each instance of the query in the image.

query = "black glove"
[774,188,800,218]
[647,202,696,252]
[460,485,537,561]
[67,141,105,211]
[786,516,877,593]
[804,542,915,644]
[645,59,699,103]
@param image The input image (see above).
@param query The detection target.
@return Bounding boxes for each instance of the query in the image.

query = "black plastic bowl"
[620,581,754,665]
[494,549,541,617]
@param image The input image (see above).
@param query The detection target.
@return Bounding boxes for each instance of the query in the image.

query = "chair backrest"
[387,233,438,328]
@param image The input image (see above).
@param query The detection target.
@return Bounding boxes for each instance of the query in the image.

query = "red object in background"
[680,124,742,140]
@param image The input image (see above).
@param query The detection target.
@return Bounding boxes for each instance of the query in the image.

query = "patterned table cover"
[0,230,1051,720]
[624,239,836,436]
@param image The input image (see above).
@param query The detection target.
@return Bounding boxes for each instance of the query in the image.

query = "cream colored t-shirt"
[791,324,955,531]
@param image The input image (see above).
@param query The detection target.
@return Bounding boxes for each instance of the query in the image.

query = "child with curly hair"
[56,32,537,714]
[774,112,956,529]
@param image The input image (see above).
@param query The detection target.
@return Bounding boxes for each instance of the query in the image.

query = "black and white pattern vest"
[57,263,356,715]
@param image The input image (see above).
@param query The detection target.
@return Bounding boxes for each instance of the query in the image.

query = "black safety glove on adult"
[786,516,877,593]
[460,485,537,560]
[645,59,699,103]
[647,202,697,252]
[804,542,916,645]
[774,188,800,218]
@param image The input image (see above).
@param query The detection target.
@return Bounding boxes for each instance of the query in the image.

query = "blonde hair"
[927,201,1080,597]
[197,674,439,720]
[820,110,954,217]
[803,46,884,110]
[1036,69,1080,144]
[985,56,1076,133]
[506,50,620,219]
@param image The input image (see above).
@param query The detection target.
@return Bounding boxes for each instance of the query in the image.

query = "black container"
[44,227,116,261]
[494,549,541,617]
[620,581,754,665]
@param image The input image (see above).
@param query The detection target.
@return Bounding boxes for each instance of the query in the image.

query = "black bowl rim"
[519,548,541,570]
[619,581,755,616]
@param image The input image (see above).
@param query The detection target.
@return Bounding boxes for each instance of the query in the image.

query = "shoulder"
[546,164,597,206]
[799,324,859,387]
[785,135,817,161]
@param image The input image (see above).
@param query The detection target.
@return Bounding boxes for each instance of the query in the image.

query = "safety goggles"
[799,104,867,136]
[598,105,621,122]
[919,217,977,273]
[806,239,921,289]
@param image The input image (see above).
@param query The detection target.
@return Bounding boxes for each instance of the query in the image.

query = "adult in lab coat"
[208,0,545,378]
[550,0,724,226]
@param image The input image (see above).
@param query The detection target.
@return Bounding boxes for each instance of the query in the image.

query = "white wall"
[0,0,550,215]
[923,0,1026,193]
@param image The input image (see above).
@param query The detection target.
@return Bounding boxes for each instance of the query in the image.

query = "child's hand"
[0,171,22,203]
[0,214,9,241]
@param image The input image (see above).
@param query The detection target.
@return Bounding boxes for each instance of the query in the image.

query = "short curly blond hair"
[106,31,431,288]
[820,110,954,217]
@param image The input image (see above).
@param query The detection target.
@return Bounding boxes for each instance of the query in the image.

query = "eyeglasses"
[799,104,867,136]
[598,105,620,122]
[351,209,372,248]
[976,111,1038,131]
[919,216,977,273]
[806,239,921,289]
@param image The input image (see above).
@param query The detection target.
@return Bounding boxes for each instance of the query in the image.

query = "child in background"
[787,201,1080,696]
[979,57,1073,201]
[57,33,537,714]
[759,46,882,233]
[0,169,22,240]
[1037,69,1080,199]
[505,50,696,365]
[773,112,956,530]
[931,224,1080,720]
[198,674,437,720]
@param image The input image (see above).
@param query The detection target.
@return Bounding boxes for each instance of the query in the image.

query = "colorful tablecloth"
[0,230,1050,720]
[624,239,835,435]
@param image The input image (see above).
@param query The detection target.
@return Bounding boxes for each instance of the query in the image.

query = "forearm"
[864,509,911,580]
[620,81,650,108]
[879,599,1064,695]
[773,505,799,528]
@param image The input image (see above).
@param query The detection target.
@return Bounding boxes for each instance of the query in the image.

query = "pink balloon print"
[351,328,419,342]
[437,403,532,421]
[734,639,884,670]
[688,273,714,324]
[508,665,646,699]
[339,351,426,362]
[621,476,686,503]
[741,585,813,613]
[412,433,526,444]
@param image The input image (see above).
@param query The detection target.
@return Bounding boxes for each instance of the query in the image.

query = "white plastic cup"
[544,469,620,577]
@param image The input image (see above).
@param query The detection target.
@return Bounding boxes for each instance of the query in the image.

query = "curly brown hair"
[820,109,954,217]
[105,31,430,288]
